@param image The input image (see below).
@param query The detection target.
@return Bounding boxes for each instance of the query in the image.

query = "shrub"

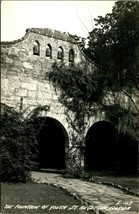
[0,104,38,182]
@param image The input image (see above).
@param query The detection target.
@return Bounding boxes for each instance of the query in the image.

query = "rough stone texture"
[1,28,95,170]
[1,28,86,113]
[2,28,137,171]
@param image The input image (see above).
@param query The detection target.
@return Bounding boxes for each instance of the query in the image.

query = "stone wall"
[2,28,138,174]
[1,28,88,126]
[1,28,94,171]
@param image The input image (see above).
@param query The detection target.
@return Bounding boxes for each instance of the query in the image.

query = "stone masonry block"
[6,58,13,64]
[27,90,37,98]
[16,88,28,97]
[1,68,8,77]
[23,62,33,69]
[8,76,21,88]
[14,59,23,67]
[33,61,42,71]
[21,82,37,91]
[19,54,27,62]
[1,79,9,94]
[8,47,19,56]
[1,78,9,86]
[37,91,52,100]
[37,82,52,92]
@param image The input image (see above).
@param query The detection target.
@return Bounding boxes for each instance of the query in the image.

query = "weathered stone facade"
[2,29,85,122]
[1,28,138,173]
[1,28,96,170]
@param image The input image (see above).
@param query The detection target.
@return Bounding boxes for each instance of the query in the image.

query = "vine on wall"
[47,62,104,176]
[47,62,139,176]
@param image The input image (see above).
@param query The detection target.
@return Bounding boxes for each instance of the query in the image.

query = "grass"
[1,172,138,214]
[84,171,139,193]
[1,183,87,214]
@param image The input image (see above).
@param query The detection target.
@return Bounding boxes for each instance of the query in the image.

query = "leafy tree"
[83,1,139,174]
[84,0,139,140]
[48,1,139,175]
[85,1,139,93]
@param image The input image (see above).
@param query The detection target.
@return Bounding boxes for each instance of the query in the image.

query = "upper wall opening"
[57,46,64,60]
[69,49,74,63]
[46,44,52,59]
[33,40,40,56]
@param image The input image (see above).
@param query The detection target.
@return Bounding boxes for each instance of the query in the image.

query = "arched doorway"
[117,133,138,174]
[32,117,68,169]
[85,121,117,171]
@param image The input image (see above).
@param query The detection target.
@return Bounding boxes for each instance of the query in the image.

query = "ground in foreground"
[1,182,87,213]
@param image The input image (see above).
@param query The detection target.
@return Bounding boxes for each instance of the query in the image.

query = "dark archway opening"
[32,117,68,169]
[85,121,117,171]
[117,133,138,175]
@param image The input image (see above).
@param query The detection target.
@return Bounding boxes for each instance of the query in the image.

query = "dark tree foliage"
[0,103,38,182]
[83,0,139,143]
[47,1,139,175]
[84,1,139,92]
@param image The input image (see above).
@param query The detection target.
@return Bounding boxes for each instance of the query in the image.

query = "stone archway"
[84,121,117,171]
[32,116,68,169]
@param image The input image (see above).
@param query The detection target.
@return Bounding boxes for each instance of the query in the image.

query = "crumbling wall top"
[1,28,81,46]
[26,28,80,43]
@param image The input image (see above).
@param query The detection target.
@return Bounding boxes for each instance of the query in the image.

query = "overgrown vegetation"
[84,1,139,137]
[48,62,100,177]
[0,104,49,182]
[1,1,138,181]
[48,1,139,175]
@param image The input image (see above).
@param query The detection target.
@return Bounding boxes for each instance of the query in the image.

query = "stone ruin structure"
[1,28,138,173]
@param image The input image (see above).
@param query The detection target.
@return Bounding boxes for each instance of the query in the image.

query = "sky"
[1,1,115,41]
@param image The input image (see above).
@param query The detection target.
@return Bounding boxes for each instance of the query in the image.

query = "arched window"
[46,44,52,58]
[33,41,40,56]
[69,49,74,62]
[57,46,63,60]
